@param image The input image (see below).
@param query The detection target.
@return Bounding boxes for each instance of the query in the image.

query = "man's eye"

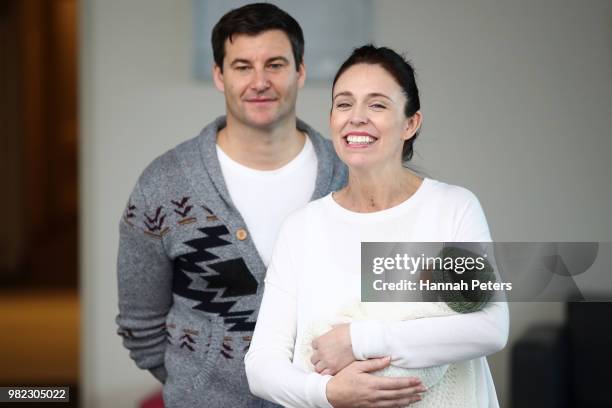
[235,66,251,72]
[268,63,284,70]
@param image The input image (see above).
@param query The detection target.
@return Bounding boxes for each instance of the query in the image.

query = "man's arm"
[116,182,173,383]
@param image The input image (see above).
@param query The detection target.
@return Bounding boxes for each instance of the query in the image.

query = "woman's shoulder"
[422,178,483,208]
[423,178,491,241]
[280,195,332,231]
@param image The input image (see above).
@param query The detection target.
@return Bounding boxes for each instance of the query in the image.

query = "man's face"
[213,30,305,130]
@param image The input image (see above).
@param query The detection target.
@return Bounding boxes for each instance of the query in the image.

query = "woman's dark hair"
[332,45,421,162]
[211,3,304,71]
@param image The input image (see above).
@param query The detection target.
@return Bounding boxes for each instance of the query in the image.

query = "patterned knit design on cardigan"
[300,300,478,407]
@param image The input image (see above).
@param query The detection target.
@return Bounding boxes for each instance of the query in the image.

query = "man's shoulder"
[297,118,348,188]
[136,118,222,190]
[135,139,190,193]
[120,119,223,232]
[297,118,333,151]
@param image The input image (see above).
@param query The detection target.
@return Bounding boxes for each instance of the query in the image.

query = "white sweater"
[245,178,509,408]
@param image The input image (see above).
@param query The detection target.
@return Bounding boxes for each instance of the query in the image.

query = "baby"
[300,300,478,407]
[300,246,496,407]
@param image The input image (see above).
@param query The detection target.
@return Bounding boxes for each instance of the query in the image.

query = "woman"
[245,45,509,408]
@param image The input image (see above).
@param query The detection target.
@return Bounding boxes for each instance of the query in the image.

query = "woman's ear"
[403,111,423,140]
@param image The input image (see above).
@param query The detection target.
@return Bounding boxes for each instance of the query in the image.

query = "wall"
[80,0,612,406]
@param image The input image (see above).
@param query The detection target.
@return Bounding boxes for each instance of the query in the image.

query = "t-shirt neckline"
[324,177,432,222]
[216,135,313,177]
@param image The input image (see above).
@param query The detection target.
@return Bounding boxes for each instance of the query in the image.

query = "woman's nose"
[349,106,368,125]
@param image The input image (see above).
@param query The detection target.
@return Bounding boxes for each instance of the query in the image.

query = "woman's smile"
[344,131,378,148]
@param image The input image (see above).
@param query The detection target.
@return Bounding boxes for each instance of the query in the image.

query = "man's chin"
[244,113,286,129]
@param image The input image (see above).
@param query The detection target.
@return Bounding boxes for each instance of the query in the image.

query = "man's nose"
[251,69,271,92]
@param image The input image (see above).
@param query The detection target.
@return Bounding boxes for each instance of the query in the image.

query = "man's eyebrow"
[229,56,290,67]
[332,91,393,101]
[266,56,290,64]
[230,59,252,67]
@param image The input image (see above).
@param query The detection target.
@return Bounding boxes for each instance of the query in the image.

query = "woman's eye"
[370,103,387,110]
[335,102,351,109]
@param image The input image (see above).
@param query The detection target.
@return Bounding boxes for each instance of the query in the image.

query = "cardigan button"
[236,229,248,241]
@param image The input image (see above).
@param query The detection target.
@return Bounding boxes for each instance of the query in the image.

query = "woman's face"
[330,63,417,171]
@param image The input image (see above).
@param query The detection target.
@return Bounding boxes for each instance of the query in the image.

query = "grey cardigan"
[116,116,347,407]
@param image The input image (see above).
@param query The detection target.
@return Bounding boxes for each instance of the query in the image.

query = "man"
[116,4,344,406]
[117,3,415,407]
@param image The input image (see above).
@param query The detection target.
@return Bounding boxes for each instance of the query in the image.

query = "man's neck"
[217,115,306,171]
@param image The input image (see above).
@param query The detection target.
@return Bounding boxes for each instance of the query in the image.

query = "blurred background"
[0,0,79,405]
[1,0,611,407]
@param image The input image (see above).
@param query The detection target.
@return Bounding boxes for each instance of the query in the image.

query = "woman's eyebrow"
[366,92,393,101]
[333,91,393,101]
[333,91,353,100]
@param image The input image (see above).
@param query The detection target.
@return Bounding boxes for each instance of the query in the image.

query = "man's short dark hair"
[211,3,304,72]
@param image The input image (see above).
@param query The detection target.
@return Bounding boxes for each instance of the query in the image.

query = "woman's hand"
[326,357,425,408]
[311,324,355,375]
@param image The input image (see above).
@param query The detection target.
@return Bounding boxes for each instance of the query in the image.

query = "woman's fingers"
[373,375,422,391]
[375,385,427,401]
[326,362,427,408]
[370,387,425,407]
[354,356,392,373]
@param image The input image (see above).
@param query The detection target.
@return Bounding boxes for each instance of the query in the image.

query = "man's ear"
[403,111,423,141]
[213,64,225,92]
[297,62,306,89]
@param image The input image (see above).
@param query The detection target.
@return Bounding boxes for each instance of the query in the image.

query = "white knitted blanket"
[299,301,478,407]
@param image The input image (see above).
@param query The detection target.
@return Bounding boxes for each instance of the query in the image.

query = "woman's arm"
[312,300,508,373]
[350,300,509,368]
[246,280,426,407]
[245,221,333,407]
[246,222,427,407]
[314,187,509,372]
[245,278,333,408]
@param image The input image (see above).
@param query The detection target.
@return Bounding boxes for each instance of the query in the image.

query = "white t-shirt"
[217,137,317,266]
[245,178,509,408]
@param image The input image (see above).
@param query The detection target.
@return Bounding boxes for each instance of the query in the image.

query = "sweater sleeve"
[351,188,509,368]
[115,181,173,383]
[245,224,333,408]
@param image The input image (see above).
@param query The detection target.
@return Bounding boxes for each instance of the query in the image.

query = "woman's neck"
[334,166,423,213]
